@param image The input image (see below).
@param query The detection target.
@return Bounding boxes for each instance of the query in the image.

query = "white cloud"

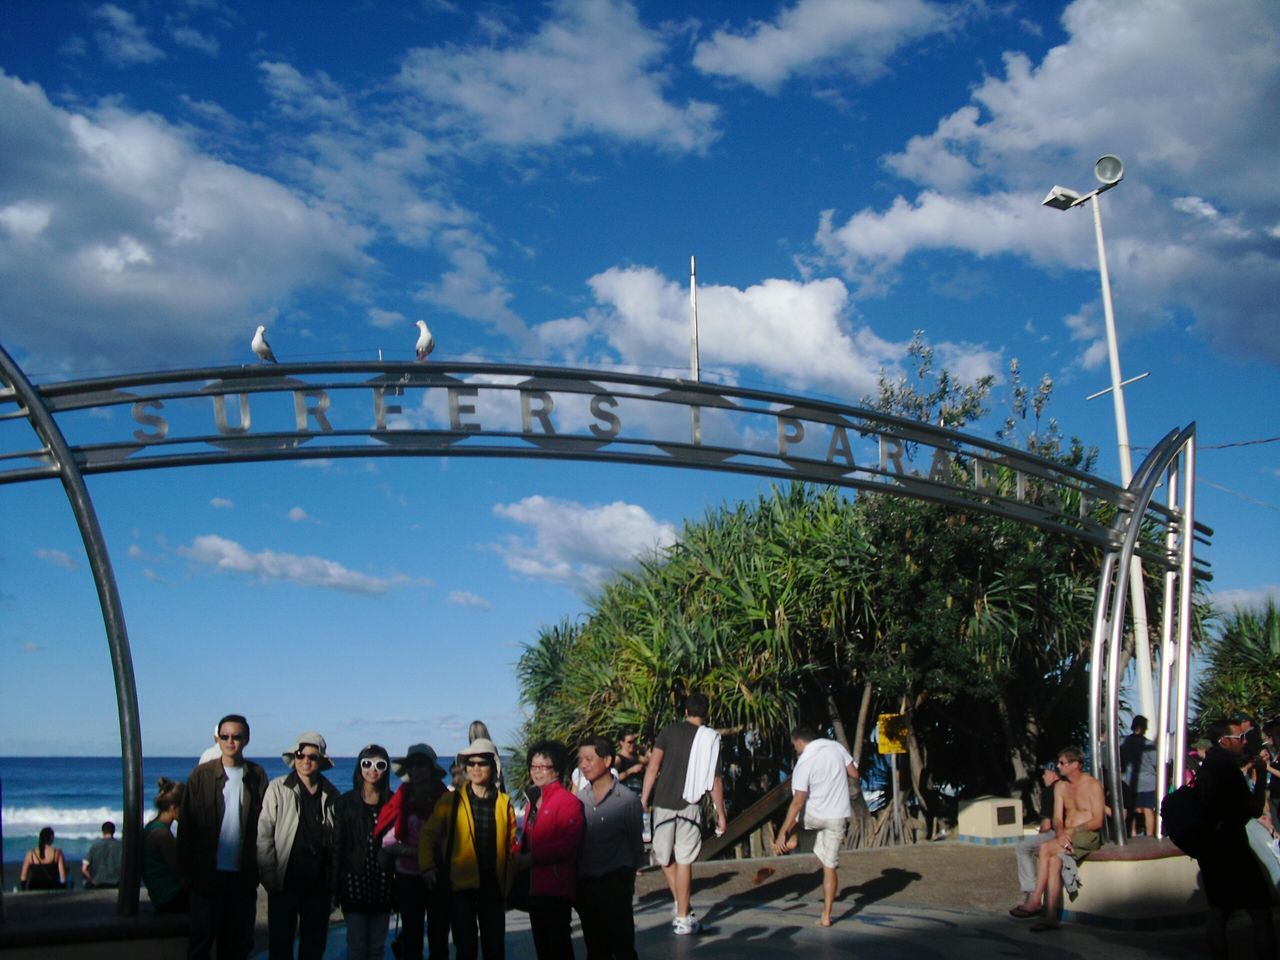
[179,534,397,595]
[397,0,720,152]
[538,264,901,397]
[288,506,313,523]
[210,497,234,509]
[127,544,143,559]
[368,307,407,330]
[416,245,531,347]
[142,569,161,583]
[20,641,41,653]
[259,61,352,122]
[1210,585,1280,614]
[0,70,369,371]
[492,495,676,591]
[93,4,165,66]
[813,0,1280,364]
[693,0,953,94]
[170,26,219,57]
[34,548,75,569]
[449,590,493,610]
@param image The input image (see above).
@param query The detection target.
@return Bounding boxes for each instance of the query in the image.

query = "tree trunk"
[851,679,874,768]
[902,692,931,837]
[996,693,1029,792]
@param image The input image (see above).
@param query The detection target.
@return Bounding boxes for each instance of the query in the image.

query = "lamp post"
[1043,156,1156,726]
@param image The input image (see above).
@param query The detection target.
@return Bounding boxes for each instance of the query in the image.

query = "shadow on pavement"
[840,867,925,917]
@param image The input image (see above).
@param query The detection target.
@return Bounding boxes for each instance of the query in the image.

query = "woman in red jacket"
[516,740,585,960]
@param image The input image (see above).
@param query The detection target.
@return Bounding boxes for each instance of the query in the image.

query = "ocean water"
[0,755,387,866]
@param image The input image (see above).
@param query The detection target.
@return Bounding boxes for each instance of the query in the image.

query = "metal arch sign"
[1,359,1192,562]
[0,348,1210,914]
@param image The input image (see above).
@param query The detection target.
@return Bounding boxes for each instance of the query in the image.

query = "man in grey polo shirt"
[576,735,644,960]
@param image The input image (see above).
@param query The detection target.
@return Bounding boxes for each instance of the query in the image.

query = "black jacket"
[330,789,388,906]
[178,757,268,895]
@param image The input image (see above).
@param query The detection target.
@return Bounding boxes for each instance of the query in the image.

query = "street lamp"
[1042,155,1157,722]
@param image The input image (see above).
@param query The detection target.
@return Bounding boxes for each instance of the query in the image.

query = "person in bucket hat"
[421,738,516,959]
[380,744,449,960]
[257,732,341,959]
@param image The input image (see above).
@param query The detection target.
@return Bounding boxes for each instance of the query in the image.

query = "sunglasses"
[219,733,247,742]
[360,758,389,772]
[466,758,491,768]
[529,762,555,771]
[294,751,322,763]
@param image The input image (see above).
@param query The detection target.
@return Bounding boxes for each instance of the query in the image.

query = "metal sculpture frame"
[0,346,1208,914]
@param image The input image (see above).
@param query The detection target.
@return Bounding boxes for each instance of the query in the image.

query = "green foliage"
[514,341,1166,830]
[1193,599,1280,727]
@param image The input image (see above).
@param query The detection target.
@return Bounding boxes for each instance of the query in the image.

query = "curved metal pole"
[1173,437,1197,790]
[1092,426,1196,845]
[1087,551,1117,792]
[0,344,142,915]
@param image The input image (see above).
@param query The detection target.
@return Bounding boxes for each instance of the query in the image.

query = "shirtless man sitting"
[1008,745,1104,931]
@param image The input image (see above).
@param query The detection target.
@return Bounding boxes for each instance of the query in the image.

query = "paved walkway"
[319,895,1216,960]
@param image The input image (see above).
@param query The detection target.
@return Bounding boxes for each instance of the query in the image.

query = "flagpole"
[689,255,700,381]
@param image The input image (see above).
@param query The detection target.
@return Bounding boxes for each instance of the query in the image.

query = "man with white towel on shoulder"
[641,691,726,936]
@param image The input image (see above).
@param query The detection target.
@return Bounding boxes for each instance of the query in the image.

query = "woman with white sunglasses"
[332,745,396,960]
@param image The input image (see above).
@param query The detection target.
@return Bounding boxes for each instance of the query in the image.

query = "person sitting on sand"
[1008,746,1103,931]
[82,820,123,889]
[773,724,860,928]
[20,826,67,890]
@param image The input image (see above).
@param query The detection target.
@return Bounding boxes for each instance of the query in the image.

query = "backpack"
[1160,783,1215,858]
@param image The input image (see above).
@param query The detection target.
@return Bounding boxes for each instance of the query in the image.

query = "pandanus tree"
[1193,599,1280,727]
[515,341,1129,844]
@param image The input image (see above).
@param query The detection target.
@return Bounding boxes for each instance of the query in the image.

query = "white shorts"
[804,815,848,869]
[651,803,703,865]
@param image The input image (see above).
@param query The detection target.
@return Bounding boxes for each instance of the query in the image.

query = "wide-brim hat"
[283,732,334,771]
[458,737,502,780]
[392,743,440,781]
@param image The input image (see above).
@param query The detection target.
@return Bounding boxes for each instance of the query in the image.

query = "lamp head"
[1042,185,1081,210]
[1094,155,1124,185]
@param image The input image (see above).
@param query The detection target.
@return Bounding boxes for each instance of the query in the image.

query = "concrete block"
[956,796,1022,843]
[1062,853,1205,930]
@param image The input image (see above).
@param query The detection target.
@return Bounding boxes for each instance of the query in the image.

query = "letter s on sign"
[589,393,621,439]
[132,399,168,443]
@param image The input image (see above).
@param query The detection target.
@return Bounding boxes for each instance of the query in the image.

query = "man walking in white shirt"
[773,724,859,927]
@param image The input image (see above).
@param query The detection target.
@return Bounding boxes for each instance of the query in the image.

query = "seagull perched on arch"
[251,325,277,363]
[415,320,435,361]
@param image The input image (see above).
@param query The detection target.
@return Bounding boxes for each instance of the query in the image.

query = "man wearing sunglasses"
[1195,718,1275,958]
[258,733,341,959]
[180,713,268,960]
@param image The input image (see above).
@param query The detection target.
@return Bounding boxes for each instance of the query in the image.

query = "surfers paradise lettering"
[122,379,1094,523]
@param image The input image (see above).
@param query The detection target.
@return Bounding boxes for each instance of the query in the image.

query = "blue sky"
[1,0,1277,758]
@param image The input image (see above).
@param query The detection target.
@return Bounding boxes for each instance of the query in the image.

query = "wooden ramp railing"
[697,779,792,861]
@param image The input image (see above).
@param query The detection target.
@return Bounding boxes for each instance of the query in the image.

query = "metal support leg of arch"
[1087,425,1197,847]
[0,344,143,915]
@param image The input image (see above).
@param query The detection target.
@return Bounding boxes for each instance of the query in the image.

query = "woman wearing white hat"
[420,738,516,960]
[257,732,340,960]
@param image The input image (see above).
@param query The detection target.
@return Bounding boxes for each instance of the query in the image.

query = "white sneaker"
[673,915,702,935]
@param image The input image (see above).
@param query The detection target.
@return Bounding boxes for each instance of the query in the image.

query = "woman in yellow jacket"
[420,738,516,960]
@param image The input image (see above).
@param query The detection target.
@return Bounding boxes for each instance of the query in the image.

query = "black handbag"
[508,789,538,911]
[438,791,461,892]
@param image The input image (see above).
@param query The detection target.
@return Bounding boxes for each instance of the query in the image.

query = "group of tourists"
[114,694,730,960]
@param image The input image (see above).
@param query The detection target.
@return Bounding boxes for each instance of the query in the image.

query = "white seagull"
[415,320,435,362]
[251,325,277,363]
